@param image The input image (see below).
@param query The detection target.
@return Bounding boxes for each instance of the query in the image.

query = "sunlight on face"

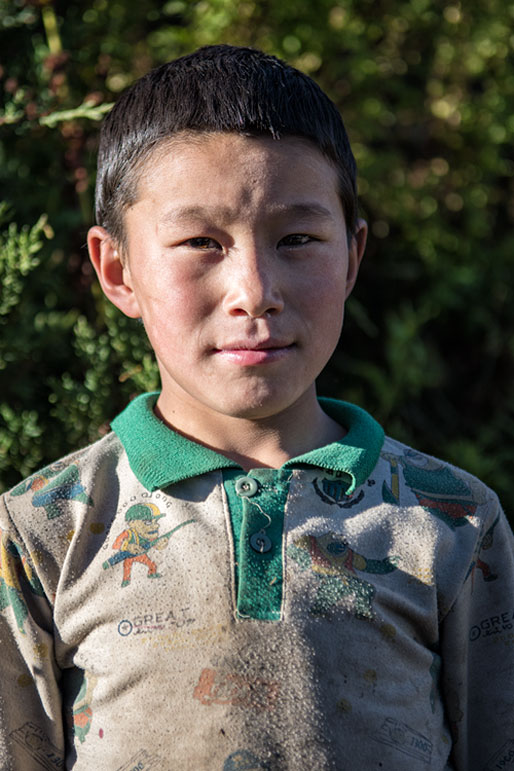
[119,133,365,433]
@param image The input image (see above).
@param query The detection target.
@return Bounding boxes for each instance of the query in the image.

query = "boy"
[0,45,512,771]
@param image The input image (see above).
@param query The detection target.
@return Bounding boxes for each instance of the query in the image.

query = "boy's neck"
[154,390,347,471]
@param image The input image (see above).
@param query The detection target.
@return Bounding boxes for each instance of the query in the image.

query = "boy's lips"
[213,339,295,365]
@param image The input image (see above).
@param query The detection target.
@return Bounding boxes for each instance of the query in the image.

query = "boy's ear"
[345,218,367,299]
[87,226,141,318]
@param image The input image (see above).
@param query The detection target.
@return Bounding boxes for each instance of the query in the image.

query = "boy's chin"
[206,384,319,423]
[217,402,294,422]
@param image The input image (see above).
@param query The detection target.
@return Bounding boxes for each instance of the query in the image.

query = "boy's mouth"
[213,339,295,365]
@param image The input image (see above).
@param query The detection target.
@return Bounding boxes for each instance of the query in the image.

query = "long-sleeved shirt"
[0,392,512,770]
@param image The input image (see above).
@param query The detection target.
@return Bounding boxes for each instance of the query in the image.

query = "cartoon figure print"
[381,449,486,530]
[288,532,398,619]
[0,529,44,633]
[465,513,500,586]
[103,503,194,587]
[10,462,93,520]
[72,671,98,744]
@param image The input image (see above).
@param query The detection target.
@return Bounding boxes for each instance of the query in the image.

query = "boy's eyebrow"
[158,206,231,226]
[158,202,335,227]
[268,202,335,220]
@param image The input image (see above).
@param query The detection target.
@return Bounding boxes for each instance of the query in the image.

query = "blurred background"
[0,0,513,522]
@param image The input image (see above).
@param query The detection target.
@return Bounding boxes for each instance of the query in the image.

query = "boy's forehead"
[133,131,341,215]
[156,201,338,228]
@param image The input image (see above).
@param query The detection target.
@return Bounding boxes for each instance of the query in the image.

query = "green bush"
[1,0,512,523]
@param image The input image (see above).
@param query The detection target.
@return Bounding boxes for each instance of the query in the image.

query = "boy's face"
[89,133,366,430]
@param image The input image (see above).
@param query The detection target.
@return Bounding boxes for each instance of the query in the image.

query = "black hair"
[95,45,358,246]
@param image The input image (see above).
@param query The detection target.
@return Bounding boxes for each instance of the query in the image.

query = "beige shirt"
[0,394,512,770]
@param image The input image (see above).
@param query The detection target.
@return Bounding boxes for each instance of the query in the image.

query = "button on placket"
[235,475,274,555]
[250,530,272,553]
[235,476,259,497]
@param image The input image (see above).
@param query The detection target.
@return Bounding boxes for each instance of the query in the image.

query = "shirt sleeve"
[440,496,514,770]
[0,495,65,771]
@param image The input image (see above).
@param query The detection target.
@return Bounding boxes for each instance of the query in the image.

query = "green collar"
[111,392,384,493]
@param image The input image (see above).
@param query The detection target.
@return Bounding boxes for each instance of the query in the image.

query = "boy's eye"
[279,234,316,247]
[184,237,221,250]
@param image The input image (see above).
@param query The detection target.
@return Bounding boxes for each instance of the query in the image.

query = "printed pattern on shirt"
[288,531,398,619]
[9,721,65,770]
[72,671,98,744]
[382,449,483,529]
[10,462,93,520]
[465,513,500,587]
[103,502,195,587]
[0,528,44,633]
[312,474,365,508]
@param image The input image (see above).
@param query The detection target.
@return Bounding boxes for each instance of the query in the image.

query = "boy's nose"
[222,249,285,318]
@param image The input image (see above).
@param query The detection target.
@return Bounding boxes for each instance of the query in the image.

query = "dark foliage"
[1,0,512,523]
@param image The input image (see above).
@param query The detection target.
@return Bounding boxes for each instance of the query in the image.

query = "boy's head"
[88,45,367,447]
[95,44,358,250]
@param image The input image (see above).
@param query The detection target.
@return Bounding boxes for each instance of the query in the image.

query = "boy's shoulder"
[1,430,124,525]
[378,432,500,528]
